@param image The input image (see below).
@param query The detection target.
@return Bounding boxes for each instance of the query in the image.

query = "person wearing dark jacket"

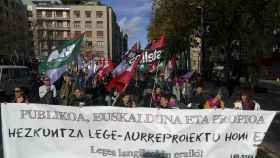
[191,86,206,109]
[114,93,136,108]
[68,88,90,107]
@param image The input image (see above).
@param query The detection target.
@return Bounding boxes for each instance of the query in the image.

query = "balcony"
[36,16,70,20]
[96,24,103,29]
[37,25,70,30]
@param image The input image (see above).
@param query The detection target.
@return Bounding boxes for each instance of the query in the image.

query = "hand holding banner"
[1,104,276,158]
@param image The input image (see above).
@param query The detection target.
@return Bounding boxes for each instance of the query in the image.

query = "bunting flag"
[112,61,129,76]
[86,59,96,80]
[122,41,141,61]
[150,34,165,50]
[38,35,84,83]
[96,60,114,81]
[106,53,143,92]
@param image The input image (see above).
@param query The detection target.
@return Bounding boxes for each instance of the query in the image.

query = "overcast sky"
[22,0,152,48]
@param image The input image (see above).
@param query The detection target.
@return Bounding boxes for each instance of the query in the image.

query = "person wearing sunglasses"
[13,87,29,103]
[39,76,57,104]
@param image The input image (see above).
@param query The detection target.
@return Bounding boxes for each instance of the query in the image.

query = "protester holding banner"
[115,93,136,107]
[168,94,179,109]
[182,79,193,105]
[151,86,162,107]
[39,77,57,104]
[12,86,29,103]
[191,86,206,109]
[105,88,118,106]
[203,90,224,109]
[68,87,90,107]
[234,91,261,110]
[172,81,182,102]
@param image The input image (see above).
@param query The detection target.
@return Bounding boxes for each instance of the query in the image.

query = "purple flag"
[46,65,67,84]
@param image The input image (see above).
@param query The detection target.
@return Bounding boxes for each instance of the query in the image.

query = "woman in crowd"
[234,91,261,110]
[151,86,162,107]
[203,91,224,109]
[172,81,181,102]
[13,86,29,103]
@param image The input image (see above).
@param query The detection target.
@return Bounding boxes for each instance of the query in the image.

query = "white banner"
[1,103,276,158]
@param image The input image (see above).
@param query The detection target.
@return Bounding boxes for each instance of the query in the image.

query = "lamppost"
[196,6,204,75]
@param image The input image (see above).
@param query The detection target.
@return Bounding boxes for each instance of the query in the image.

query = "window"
[86,31,92,38]
[37,20,43,27]
[46,11,52,18]
[85,11,91,18]
[64,31,70,38]
[56,21,63,28]
[4,0,8,6]
[57,31,63,39]
[96,31,104,38]
[74,21,80,29]
[96,11,103,18]
[27,11,33,17]
[37,10,42,18]
[86,41,92,48]
[74,31,81,37]
[66,12,70,18]
[55,11,63,17]
[96,21,103,28]
[63,21,70,27]
[95,51,104,57]
[46,21,53,28]
[73,10,80,18]
[96,41,104,47]
[85,21,92,29]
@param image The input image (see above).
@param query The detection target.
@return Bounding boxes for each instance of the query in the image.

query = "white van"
[0,65,32,96]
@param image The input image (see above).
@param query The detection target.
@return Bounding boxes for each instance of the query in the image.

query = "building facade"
[0,0,29,65]
[29,0,127,62]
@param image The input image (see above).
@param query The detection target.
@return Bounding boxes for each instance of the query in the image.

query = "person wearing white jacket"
[233,91,261,110]
[39,77,57,104]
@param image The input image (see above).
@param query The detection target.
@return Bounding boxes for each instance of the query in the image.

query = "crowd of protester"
[2,71,261,111]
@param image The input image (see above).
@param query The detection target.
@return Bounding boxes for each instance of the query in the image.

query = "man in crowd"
[39,77,57,104]
[59,73,75,105]
[68,87,90,106]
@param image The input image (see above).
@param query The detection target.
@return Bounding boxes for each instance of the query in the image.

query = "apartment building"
[0,0,29,65]
[29,0,128,62]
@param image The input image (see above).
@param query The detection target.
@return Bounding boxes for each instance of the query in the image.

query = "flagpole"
[149,60,160,108]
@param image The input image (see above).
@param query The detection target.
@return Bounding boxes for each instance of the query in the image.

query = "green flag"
[38,36,84,73]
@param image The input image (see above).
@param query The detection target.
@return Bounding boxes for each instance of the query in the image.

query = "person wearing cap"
[39,76,57,104]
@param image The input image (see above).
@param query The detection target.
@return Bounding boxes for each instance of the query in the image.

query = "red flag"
[106,54,143,92]
[150,34,165,50]
[96,60,114,81]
